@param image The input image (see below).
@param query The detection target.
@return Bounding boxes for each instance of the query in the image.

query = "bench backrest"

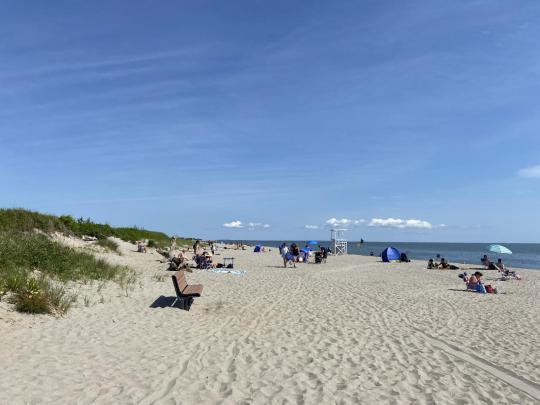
[172,271,188,295]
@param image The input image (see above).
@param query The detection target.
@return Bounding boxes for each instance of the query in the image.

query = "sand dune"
[1,240,539,404]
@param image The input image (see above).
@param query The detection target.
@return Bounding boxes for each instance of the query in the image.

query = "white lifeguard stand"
[330,229,347,255]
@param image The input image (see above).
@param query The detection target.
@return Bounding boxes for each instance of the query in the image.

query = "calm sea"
[225,240,540,270]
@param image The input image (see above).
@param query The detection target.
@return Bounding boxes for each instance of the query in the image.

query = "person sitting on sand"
[137,241,147,253]
[467,271,483,290]
[438,258,460,270]
[427,259,438,269]
[400,252,411,262]
[481,254,489,266]
[438,258,449,269]
[481,254,497,270]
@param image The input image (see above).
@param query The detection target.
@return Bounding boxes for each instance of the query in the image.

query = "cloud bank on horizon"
[323,217,436,230]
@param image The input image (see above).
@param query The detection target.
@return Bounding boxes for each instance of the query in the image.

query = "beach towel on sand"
[206,268,246,276]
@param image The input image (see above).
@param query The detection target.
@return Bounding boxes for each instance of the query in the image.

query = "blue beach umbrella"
[488,244,512,254]
[307,240,318,245]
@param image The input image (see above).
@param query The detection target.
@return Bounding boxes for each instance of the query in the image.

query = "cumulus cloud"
[325,218,365,228]
[223,221,270,229]
[368,218,432,229]
[223,220,243,228]
[305,224,319,230]
[518,165,540,178]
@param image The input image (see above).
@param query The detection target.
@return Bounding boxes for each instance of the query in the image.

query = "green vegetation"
[0,208,197,314]
[0,208,174,248]
[9,276,76,314]
[96,238,120,253]
[0,231,130,314]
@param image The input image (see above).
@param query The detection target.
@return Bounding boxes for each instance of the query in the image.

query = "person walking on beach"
[290,243,300,262]
[170,235,177,251]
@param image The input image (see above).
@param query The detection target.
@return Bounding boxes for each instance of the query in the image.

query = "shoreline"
[226,240,540,271]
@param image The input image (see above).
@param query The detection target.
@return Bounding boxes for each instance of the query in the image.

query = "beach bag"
[485,285,493,294]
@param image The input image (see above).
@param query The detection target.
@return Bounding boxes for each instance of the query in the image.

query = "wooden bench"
[171,271,203,311]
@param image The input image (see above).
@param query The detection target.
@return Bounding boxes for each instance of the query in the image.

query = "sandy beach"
[0,239,539,404]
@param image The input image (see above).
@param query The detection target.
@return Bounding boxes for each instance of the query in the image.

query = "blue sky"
[1,0,540,242]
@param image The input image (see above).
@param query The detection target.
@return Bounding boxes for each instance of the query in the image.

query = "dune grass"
[96,238,120,253]
[0,208,197,314]
[0,231,131,314]
[0,208,179,249]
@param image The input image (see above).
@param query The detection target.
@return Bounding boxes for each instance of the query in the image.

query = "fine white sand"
[1,239,539,404]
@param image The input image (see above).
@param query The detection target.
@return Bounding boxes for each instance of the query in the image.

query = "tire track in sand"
[336,279,540,402]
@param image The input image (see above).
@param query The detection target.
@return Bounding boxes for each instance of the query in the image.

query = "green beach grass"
[0,208,187,314]
[0,208,177,248]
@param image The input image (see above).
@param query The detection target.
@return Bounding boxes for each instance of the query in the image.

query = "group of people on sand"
[166,240,222,271]
[427,258,460,270]
[278,243,328,268]
[455,255,522,294]
[481,255,521,279]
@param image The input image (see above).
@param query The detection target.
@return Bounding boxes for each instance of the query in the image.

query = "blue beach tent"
[253,245,261,253]
[381,247,400,262]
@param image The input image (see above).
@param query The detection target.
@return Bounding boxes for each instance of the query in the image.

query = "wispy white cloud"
[369,218,432,229]
[325,218,365,228]
[305,224,319,229]
[223,221,271,229]
[223,220,243,228]
[518,164,540,178]
[0,47,216,81]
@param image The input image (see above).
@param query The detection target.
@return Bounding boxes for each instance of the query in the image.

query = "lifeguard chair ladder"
[331,229,347,255]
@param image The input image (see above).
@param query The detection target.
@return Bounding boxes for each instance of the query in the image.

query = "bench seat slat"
[172,271,203,298]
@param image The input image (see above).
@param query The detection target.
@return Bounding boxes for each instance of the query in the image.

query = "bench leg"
[184,297,194,311]
[172,297,194,311]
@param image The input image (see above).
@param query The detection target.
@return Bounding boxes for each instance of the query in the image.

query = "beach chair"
[171,271,203,311]
[195,255,213,269]
[223,257,234,268]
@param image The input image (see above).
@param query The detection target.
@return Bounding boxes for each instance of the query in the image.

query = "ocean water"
[227,240,540,270]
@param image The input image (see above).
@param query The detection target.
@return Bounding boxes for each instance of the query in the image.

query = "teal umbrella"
[488,244,512,254]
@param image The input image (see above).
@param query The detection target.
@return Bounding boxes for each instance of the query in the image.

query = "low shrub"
[97,238,120,253]
[113,227,170,248]
[8,277,75,314]
[38,277,76,314]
